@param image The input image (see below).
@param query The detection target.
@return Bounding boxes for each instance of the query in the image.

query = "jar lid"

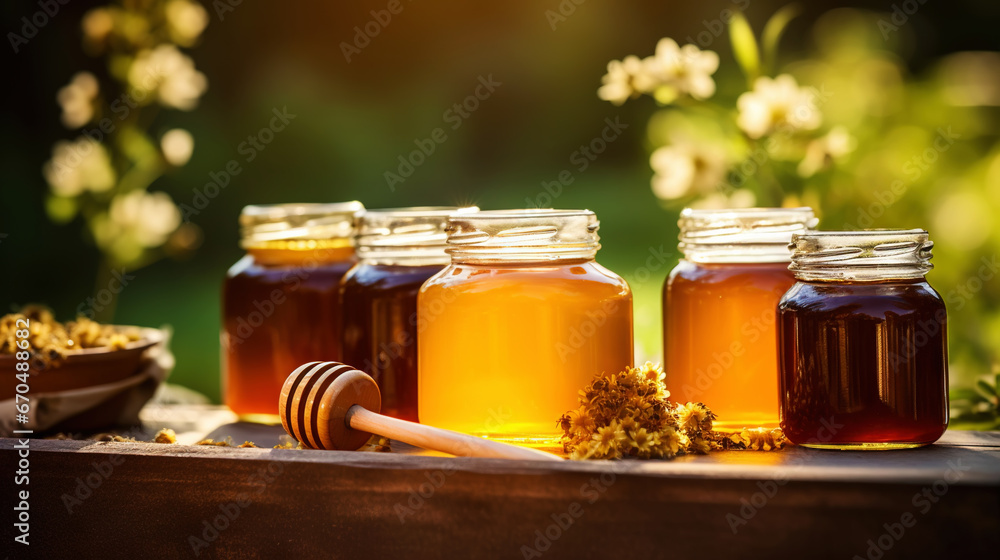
[446,209,600,263]
[239,202,364,248]
[789,229,933,281]
[356,206,479,264]
[678,207,818,263]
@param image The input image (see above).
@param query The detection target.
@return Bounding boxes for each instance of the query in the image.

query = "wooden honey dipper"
[279,361,562,461]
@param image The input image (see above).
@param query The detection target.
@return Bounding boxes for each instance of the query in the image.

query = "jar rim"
[240,201,364,220]
[462,209,596,219]
[789,228,933,281]
[445,208,600,263]
[357,206,478,265]
[360,206,475,219]
[239,201,364,247]
[678,206,818,263]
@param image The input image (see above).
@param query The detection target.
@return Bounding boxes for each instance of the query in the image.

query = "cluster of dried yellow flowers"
[0,306,142,369]
[559,362,787,460]
[558,362,716,460]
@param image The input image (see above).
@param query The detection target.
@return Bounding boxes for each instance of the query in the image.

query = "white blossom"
[160,128,194,166]
[737,74,822,139]
[82,8,114,44]
[43,138,116,197]
[57,72,99,129]
[649,143,728,200]
[106,191,182,248]
[129,44,207,110]
[645,38,719,100]
[598,56,654,105]
[165,0,209,46]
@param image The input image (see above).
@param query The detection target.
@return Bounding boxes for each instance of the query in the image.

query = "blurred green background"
[2,0,998,419]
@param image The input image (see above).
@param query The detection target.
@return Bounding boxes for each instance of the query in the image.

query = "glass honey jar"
[662,207,817,429]
[418,209,634,445]
[340,206,478,422]
[778,230,949,449]
[222,202,363,422]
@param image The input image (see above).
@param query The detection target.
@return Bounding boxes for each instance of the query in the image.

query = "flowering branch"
[43,0,209,320]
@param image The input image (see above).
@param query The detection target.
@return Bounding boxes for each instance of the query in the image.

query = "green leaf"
[976,379,998,399]
[761,4,802,76]
[729,12,761,84]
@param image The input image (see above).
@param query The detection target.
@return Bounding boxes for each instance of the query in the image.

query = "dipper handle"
[279,361,561,461]
[346,405,561,461]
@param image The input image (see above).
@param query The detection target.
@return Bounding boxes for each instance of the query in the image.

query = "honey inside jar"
[222,202,362,422]
[662,208,817,429]
[418,210,633,445]
[664,261,796,428]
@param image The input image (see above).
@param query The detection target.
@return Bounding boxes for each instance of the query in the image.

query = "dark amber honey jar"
[778,230,949,449]
[340,206,477,422]
[222,202,364,421]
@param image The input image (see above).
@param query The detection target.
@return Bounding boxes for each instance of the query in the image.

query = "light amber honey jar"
[418,209,634,445]
[662,207,817,429]
[222,202,363,422]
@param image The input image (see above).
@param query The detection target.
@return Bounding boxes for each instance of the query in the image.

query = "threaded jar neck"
[356,206,479,266]
[789,229,933,282]
[445,209,601,264]
[239,202,364,250]
[678,207,818,263]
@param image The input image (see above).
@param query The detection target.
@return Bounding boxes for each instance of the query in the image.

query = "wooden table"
[3,405,998,559]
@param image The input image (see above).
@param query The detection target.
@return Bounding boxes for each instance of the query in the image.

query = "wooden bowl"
[0,327,164,401]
